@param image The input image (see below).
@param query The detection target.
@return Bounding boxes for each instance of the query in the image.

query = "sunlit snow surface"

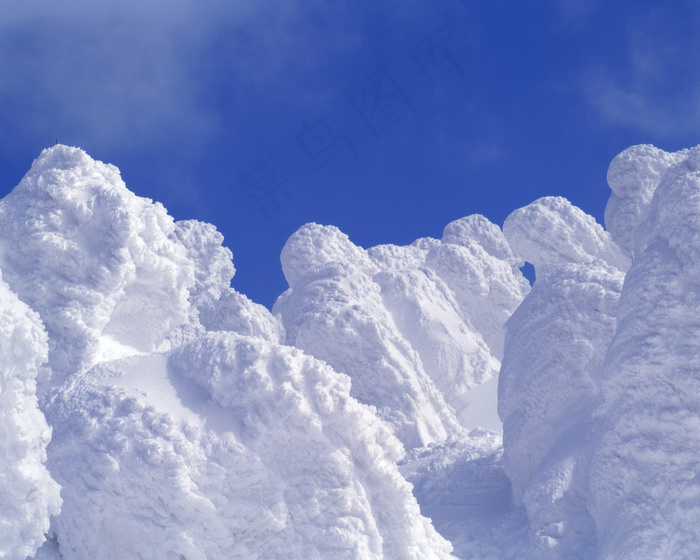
[2,143,699,559]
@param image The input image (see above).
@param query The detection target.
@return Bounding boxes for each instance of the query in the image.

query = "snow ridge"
[274,218,528,447]
[1,143,699,559]
[495,145,700,560]
[1,146,464,560]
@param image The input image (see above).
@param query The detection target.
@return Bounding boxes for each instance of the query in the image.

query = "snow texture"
[604,144,687,257]
[45,334,453,559]
[0,279,61,559]
[0,147,282,387]
[504,196,630,274]
[494,145,700,560]
[0,147,193,382]
[274,219,529,448]
[589,146,700,559]
[2,142,700,559]
[0,146,460,559]
[499,260,623,559]
[399,432,526,560]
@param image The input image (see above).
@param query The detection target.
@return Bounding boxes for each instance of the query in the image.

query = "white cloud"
[583,5,700,137]
[0,1,220,153]
[0,0,364,155]
[0,0,465,162]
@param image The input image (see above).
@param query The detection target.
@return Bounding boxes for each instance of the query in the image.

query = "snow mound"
[274,219,529,447]
[498,260,623,559]
[494,144,700,559]
[0,146,281,384]
[504,196,629,273]
[604,144,688,257]
[45,332,454,559]
[172,219,283,343]
[0,278,60,559]
[0,146,194,380]
[589,144,700,559]
[6,142,700,559]
[274,225,461,448]
[428,214,529,359]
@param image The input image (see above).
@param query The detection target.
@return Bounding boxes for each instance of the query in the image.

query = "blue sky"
[1,0,699,308]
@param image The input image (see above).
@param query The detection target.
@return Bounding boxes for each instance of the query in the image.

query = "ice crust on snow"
[3,143,700,559]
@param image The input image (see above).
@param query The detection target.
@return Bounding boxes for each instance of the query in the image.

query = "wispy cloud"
[582,4,700,137]
[0,0,392,156]
[0,1,219,153]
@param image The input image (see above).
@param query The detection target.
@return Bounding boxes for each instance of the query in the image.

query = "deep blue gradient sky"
[1,0,699,308]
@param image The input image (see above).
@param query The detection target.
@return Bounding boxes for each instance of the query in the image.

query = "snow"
[589,145,700,559]
[0,142,699,558]
[494,145,700,559]
[274,219,528,449]
[0,146,196,382]
[503,196,630,274]
[604,144,688,257]
[399,432,521,559]
[0,279,60,559]
[453,376,501,432]
[0,146,459,559]
[44,334,453,559]
[498,259,623,558]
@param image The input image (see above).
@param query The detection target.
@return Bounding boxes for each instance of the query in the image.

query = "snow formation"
[496,144,700,560]
[0,278,60,559]
[4,147,455,560]
[1,143,699,559]
[273,216,528,446]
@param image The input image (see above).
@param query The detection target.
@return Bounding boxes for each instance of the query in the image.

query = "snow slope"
[44,334,452,559]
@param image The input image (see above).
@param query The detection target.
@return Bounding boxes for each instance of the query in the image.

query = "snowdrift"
[0,143,698,559]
